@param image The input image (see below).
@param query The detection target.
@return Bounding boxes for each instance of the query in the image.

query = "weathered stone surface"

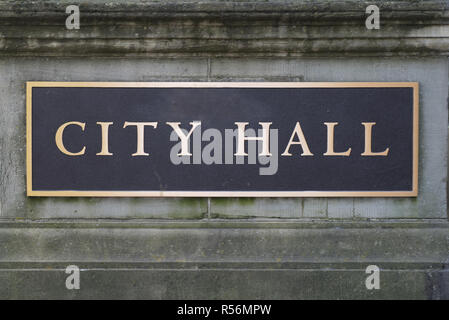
[0,58,208,219]
[0,0,448,299]
[211,198,302,219]
[0,0,448,57]
[2,268,448,299]
[0,223,447,299]
[5,57,446,220]
[1,223,448,263]
[210,58,448,219]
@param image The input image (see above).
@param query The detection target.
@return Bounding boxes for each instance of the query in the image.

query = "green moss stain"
[179,198,204,207]
[213,197,255,206]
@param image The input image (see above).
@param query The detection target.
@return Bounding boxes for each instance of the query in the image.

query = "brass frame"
[26,81,419,197]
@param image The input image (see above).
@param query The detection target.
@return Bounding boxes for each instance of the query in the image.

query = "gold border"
[26,81,419,198]
[26,82,33,197]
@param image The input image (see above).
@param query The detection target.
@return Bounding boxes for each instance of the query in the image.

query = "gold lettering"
[281,122,313,156]
[123,121,158,156]
[166,122,201,156]
[55,121,86,156]
[361,122,389,156]
[96,122,113,156]
[234,122,272,156]
[323,122,351,156]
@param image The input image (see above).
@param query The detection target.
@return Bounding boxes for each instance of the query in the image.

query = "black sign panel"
[26,82,418,197]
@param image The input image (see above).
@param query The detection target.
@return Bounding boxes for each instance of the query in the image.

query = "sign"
[26,82,418,197]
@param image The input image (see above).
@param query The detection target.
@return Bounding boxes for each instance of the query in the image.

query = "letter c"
[55,121,86,156]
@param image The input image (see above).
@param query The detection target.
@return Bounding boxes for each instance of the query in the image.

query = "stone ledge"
[0,261,446,270]
[0,218,448,229]
[0,0,448,57]
[1,227,447,263]
[1,268,447,299]
[2,225,445,298]
[1,1,447,18]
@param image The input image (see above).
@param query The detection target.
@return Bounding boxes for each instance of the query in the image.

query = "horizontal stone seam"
[0,224,448,229]
[0,3,447,13]
[3,36,449,40]
[3,50,449,56]
[0,12,447,17]
[0,262,446,268]
[1,268,446,272]
[2,52,449,58]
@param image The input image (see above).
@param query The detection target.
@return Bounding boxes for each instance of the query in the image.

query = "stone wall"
[0,0,448,299]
